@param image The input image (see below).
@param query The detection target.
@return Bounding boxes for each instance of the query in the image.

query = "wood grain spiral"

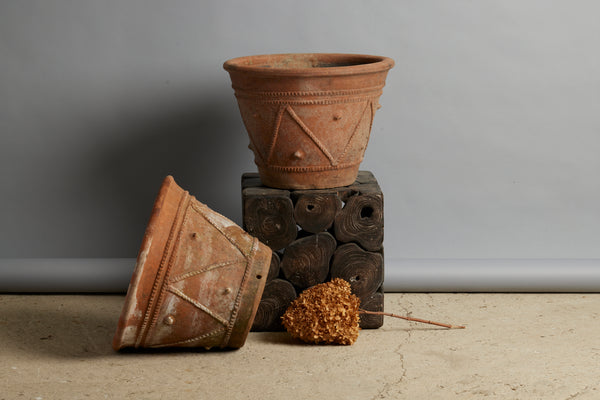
[243,196,297,250]
[281,232,337,289]
[330,243,383,299]
[252,279,297,331]
[293,192,342,233]
[333,193,383,251]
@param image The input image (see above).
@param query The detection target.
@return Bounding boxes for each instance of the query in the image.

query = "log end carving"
[330,242,383,300]
[252,279,297,331]
[242,190,297,251]
[281,232,337,289]
[334,193,383,251]
[293,192,342,233]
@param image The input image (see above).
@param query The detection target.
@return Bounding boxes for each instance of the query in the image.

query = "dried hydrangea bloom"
[281,278,360,345]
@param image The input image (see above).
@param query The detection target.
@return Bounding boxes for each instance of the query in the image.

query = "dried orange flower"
[281,278,360,345]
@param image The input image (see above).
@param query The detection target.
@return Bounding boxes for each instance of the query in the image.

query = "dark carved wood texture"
[251,279,297,331]
[359,290,384,329]
[243,171,384,330]
[292,191,342,233]
[267,252,281,282]
[333,193,383,251]
[330,243,384,300]
[281,232,337,289]
[242,189,297,251]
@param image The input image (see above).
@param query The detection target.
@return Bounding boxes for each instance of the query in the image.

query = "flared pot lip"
[223,53,394,77]
[112,175,184,350]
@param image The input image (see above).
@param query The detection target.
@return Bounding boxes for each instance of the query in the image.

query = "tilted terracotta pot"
[113,176,271,350]
[224,53,394,189]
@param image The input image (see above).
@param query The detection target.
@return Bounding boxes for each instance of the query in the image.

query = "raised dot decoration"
[292,150,305,160]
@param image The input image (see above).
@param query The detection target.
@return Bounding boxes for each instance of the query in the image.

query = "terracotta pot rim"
[113,175,183,350]
[223,53,394,77]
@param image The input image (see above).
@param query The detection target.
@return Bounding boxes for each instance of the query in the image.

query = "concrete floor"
[1,293,598,399]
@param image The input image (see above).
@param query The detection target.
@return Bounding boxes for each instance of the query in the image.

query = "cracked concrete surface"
[1,293,598,399]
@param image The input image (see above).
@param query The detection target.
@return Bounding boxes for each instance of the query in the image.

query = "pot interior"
[225,53,391,71]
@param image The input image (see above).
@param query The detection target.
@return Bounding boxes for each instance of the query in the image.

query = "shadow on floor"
[0,294,448,358]
[251,331,308,346]
[0,295,243,359]
[0,295,123,359]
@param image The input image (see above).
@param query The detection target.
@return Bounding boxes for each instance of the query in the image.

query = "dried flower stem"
[359,309,465,329]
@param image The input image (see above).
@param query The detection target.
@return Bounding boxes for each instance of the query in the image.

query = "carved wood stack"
[243,171,384,331]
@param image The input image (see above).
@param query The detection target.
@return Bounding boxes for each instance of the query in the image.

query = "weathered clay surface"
[224,53,394,189]
[112,176,271,350]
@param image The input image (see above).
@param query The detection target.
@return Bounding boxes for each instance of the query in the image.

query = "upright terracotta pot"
[113,176,271,350]
[224,53,394,189]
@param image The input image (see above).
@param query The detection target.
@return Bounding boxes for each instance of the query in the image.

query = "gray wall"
[1,1,599,262]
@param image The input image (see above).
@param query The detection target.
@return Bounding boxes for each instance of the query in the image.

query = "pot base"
[258,164,359,190]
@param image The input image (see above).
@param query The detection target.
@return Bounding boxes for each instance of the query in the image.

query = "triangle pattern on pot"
[143,201,249,347]
[147,290,226,347]
[267,102,374,168]
[237,100,281,165]
[166,260,245,327]
[267,105,332,167]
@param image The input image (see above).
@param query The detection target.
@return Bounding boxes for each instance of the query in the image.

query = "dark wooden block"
[331,243,384,300]
[359,288,385,329]
[241,178,297,251]
[251,278,297,331]
[243,171,384,330]
[281,232,337,289]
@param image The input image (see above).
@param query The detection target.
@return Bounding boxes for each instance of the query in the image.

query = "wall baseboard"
[1,258,599,293]
[387,258,600,292]
[0,259,133,293]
